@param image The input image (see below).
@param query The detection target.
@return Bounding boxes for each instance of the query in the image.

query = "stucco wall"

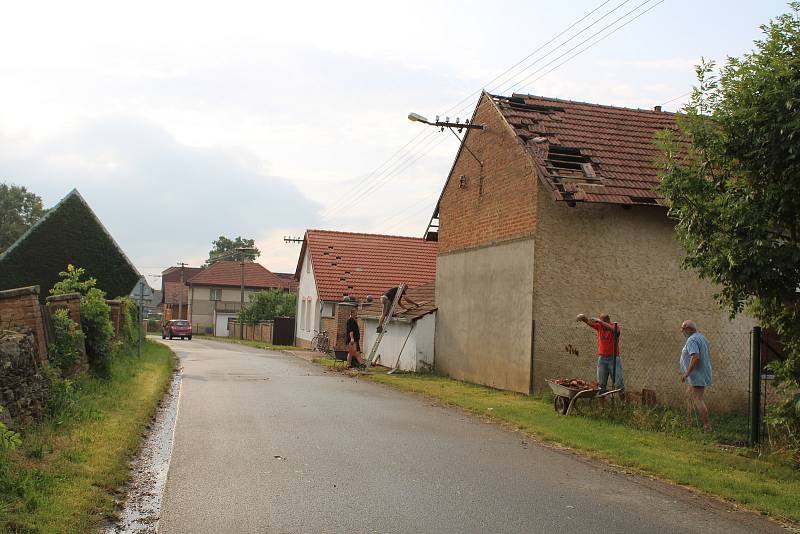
[435,238,534,393]
[531,181,754,409]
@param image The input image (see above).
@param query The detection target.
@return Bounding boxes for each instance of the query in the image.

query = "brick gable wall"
[437,94,539,254]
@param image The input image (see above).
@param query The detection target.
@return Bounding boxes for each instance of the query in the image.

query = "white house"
[293,229,437,349]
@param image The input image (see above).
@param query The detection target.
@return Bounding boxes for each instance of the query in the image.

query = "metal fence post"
[750,326,762,446]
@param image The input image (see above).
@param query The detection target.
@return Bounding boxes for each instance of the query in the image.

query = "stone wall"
[0,328,50,426]
[0,286,47,364]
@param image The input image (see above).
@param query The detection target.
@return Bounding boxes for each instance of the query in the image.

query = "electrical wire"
[322,0,666,228]
[320,0,631,220]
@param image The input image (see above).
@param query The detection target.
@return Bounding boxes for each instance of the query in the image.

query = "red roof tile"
[188,261,287,289]
[298,230,437,302]
[491,93,680,206]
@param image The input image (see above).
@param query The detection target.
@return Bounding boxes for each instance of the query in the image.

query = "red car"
[162,320,193,340]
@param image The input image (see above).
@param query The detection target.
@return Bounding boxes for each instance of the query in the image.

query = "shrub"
[0,408,21,451]
[116,297,139,348]
[47,309,84,374]
[239,289,297,324]
[50,266,117,377]
[80,288,116,376]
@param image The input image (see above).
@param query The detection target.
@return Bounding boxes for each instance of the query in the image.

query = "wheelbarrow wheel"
[554,395,569,415]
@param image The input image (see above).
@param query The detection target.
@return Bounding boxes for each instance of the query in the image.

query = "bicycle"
[311,330,331,354]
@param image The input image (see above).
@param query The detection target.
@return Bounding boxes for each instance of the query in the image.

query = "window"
[210,288,222,301]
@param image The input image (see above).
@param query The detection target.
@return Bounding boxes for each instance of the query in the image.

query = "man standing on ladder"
[377,285,419,333]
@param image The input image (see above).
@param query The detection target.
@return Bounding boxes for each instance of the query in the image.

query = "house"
[360,282,436,371]
[161,265,202,320]
[293,230,437,349]
[0,189,139,300]
[129,279,163,319]
[274,272,299,294]
[429,92,753,409]
[187,260,288,335]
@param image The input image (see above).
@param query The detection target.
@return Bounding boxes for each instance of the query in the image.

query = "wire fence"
[532,321,752,414]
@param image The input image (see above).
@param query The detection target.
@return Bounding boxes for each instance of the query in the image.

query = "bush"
[0,408,21,451]
[239,289,297,323]
[47,309,84,374]
[50,265,117,377]
[80,288,116,376]
[116,297,139,348]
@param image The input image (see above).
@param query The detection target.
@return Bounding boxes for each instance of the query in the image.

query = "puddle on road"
[105,368,182,533]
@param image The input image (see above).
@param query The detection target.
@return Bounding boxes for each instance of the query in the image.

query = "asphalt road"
[158,338,785,534]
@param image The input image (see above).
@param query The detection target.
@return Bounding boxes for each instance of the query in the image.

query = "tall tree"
[0,183,45,253]
[658,5,800,441]
[239,289,296,323]
[206,235,260,266]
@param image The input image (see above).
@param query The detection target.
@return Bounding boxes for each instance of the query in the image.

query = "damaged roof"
[492,93,680,206]
[296,230,437,302]
[359,281,436,321]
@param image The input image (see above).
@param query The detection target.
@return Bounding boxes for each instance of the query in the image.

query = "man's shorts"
[381,295,391,315]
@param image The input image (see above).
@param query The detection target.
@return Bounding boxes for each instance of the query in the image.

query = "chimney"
[654,105,662,112]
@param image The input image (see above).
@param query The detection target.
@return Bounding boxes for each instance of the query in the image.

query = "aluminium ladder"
[364,283,407,368]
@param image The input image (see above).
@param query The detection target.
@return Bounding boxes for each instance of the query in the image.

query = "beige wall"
[531,181,754,409]
[435,238,535,393]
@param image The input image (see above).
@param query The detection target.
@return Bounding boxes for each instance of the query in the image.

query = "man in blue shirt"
[680,320,713,432]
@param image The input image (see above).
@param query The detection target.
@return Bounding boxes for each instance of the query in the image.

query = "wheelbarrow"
[546,379,621,415]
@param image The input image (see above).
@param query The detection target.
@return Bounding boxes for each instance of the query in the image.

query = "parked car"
[162,319,193,340]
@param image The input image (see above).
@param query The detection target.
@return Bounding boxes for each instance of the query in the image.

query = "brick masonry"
[437,94,539,255]
[107,300,122,337]
[0,286,47,364]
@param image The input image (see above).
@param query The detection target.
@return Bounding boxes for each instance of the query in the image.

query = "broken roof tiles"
[492,93,680,207]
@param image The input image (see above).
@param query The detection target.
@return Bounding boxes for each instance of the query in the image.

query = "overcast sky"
[0,0,789,284]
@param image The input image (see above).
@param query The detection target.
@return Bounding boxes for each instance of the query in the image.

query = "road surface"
[158,338,785,533]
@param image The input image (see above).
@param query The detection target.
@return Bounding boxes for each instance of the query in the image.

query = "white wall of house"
[361,312,435,371]
[295,249,320,346]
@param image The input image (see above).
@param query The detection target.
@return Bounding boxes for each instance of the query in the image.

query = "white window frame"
[210,288,222,301]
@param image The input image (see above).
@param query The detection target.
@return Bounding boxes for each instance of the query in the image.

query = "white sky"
[0,0,789,285]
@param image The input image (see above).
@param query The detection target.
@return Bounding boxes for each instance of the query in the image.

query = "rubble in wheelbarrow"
[554,378,599,391]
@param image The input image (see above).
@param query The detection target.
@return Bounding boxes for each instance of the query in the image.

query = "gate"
[272,317,295,346]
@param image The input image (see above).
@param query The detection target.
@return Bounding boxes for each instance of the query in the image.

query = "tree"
[0,183,45,253]
[657,4,800,441]
[206,235,260,266]
[239,289,296,323]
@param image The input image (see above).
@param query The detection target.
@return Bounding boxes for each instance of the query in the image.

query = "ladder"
[365,283,407,367]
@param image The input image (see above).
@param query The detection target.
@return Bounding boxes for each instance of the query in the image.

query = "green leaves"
[206,236,261,266]
[239,289,296,323]
[658,4,800,449]
[0,183,44,254]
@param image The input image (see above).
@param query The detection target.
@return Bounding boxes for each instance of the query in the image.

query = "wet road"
[159,338,785,533]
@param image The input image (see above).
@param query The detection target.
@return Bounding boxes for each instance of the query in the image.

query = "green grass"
[192,334,301,351]
[315,357,800,525]
[0,341,175,533]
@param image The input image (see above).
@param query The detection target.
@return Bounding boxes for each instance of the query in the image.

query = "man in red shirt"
[576,313,624,394]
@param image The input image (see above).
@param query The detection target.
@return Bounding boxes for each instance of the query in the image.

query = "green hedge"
[0,190,139,301]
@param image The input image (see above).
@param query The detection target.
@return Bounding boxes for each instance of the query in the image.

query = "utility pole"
[177,262,187,320]
[234,247,256,340]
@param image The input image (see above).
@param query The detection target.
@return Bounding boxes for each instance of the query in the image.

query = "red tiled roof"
[188,261,287,289]
[274,272,299,293]
[491,93,681,206]
[298,230,437,302]
[162,266,202,283]
[359,281,436,321]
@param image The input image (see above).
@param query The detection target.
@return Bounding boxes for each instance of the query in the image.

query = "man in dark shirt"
[345,308,365,368]
[377,285,419,333]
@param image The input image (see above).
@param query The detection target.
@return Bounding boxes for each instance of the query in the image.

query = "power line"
[660,91,691,107]
[503,0,660,94]
[320,0,628,220]
[323,0,666,228]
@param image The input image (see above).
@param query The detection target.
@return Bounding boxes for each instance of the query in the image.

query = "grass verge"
[315,357,800,525]
[192,334,301,352]
[0,340,175,533]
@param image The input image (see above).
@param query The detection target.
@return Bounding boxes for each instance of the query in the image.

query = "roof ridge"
[495,92,678,116]
[307,229,431,241]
